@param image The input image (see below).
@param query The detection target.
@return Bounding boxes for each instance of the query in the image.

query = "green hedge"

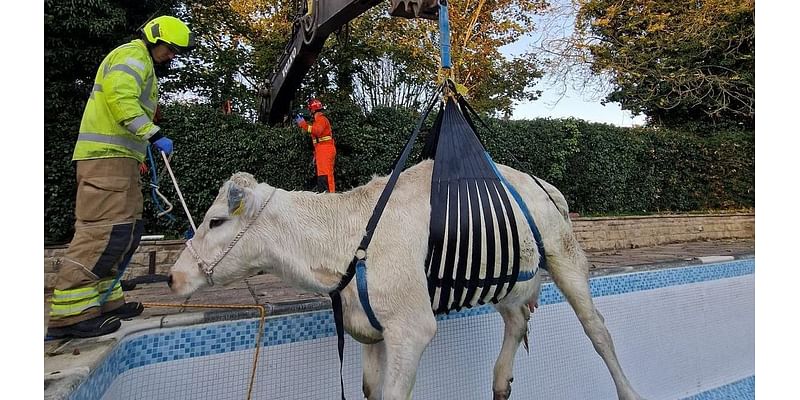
[44,103,754,243]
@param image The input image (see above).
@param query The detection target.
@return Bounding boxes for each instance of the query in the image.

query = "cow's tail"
[531,176,570,220]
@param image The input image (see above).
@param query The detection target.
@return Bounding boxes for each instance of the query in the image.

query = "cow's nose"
[167,274,173,288]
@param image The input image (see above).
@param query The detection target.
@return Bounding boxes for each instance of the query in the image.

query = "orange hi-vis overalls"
[298,112,337,192]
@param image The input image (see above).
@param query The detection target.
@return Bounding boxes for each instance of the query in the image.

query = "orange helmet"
[308,98,323,113]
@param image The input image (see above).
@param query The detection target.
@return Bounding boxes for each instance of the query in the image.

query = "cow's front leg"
[362,341,385,399]
[380,313,437,400]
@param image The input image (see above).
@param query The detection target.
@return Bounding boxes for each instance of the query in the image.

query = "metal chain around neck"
[186,187,277,286]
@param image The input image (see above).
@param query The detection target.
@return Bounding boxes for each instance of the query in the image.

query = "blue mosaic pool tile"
[261,311,335,346]
[71,259,754,400]
[684,376,754,399]
[540,259,754,306]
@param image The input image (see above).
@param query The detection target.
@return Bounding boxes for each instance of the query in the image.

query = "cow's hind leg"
[381,313,437,400]
[362,341,385,400]
[492,302,532,400]
[548,240,644,400]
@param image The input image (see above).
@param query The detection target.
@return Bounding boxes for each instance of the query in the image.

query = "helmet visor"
[166,32,196,54]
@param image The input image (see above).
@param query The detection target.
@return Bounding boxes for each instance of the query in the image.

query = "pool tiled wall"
[71,259,755,400]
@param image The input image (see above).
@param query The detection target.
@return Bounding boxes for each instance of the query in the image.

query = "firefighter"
[295,99,337,192]
[46,16,195,338]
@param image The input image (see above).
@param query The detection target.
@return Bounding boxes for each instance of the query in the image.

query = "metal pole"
[160,151,198,233]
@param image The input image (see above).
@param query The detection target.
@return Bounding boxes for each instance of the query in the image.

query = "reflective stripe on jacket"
[49,279,125,320]
[298,113,335,146]
[73,39,159,162]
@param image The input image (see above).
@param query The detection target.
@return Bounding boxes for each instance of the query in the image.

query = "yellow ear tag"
[231,199,245,216]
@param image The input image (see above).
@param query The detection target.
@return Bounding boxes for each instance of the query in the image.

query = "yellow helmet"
[142,16,195,53]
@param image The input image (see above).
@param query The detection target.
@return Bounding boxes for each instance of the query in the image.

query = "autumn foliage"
[575,0,755,127]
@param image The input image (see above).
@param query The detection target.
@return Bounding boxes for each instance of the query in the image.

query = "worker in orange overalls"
[294,98,337,192]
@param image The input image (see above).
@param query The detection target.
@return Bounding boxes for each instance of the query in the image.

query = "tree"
[158,0,303,117]
[169,0,549,117]
[167,0,361,117]
[352,54,437,111]
[548,0,755,128]
[351,0,548,117]
[446,0,548,116]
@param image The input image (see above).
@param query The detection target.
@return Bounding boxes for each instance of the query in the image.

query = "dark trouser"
[316,175,330,192]
[48,158,144,327]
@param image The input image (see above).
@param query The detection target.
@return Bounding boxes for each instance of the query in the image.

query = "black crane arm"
[258,0,439,125]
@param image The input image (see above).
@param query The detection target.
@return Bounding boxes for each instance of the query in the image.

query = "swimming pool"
[70,258,754,400]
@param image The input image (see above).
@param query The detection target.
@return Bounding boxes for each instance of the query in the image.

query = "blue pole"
[438,0,451,69]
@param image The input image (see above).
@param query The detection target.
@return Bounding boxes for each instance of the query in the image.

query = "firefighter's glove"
[153,137,174,155]
[294,114,305,125]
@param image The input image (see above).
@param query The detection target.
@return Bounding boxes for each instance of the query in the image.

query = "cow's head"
[168,172,277,295]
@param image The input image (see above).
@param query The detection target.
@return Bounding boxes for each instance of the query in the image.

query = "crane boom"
[258,0,439,125]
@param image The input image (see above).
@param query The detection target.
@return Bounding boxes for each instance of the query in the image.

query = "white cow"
[168,159,643,400]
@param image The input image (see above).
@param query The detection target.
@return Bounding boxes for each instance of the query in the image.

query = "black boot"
[46,315,121,339]
[105,302,144,319]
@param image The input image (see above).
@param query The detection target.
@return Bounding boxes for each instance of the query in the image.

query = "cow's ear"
[229,172,258,188]
[227,182,252,216]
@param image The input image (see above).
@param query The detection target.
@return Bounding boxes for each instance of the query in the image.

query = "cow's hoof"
[493,376,514,399]
[493,386,512,400]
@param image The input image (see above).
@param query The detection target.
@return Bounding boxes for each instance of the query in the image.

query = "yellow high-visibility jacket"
[73,39,160,162]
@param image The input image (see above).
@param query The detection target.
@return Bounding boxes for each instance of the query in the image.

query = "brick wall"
[43,213,754,291]
[571,213,754,250]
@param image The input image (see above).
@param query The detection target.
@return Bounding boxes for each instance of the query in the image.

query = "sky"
[499,3,647,127]
[511,84,647,127]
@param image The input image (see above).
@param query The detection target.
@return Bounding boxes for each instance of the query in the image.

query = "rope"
[141,302,267,400]
[159,151,198,233]
[146,146,176,221]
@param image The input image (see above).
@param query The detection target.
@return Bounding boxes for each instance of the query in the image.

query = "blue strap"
[516,269,537,282]
[438,0,451,69]
[356,260,384,331]
[484,152,549,273]
[97,275,123,306]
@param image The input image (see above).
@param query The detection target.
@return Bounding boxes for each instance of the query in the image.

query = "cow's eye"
[209,218,227,229]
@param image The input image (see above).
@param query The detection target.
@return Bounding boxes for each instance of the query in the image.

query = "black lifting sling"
[424,96,527,314]
[328,83,547,399]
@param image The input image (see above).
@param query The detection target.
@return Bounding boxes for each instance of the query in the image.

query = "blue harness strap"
[356,154,543,331]
[516,269,537,282]
[485,152,549,273]
[356,260,384,331]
